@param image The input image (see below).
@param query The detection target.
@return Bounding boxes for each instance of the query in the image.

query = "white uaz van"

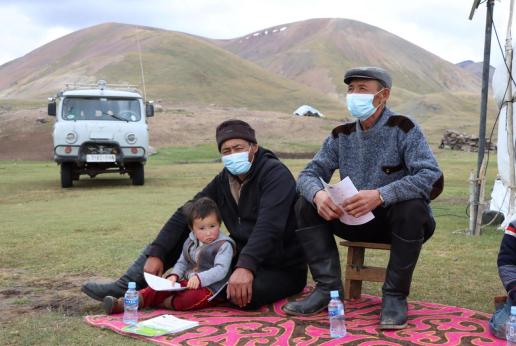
[48,81,154,187]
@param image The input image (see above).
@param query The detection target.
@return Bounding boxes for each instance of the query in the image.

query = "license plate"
[86,154,116,162]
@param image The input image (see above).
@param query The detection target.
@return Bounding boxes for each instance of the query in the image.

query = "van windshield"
[62,97,141,122]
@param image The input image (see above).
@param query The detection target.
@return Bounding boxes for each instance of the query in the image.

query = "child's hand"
[167,275,177,285]
[187,275,200,289]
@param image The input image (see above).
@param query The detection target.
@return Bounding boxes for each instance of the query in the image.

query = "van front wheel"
[61,162,74,188]
[131,163,144,186]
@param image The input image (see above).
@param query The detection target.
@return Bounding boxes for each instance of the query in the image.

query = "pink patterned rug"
[84,293,504,345]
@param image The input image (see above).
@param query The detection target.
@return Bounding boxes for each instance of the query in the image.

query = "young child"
[103,197,235,313]
[490,219,516,339]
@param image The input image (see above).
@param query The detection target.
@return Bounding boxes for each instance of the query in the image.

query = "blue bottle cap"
[330,290,339,299]
[128,282,136,289]
[511,306,516,315]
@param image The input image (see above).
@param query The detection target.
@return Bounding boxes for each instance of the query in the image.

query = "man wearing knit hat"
[82,119,307,309]
[283,66,444,330]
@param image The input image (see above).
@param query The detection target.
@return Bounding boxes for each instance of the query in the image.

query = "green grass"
[3,313,144,345]
[0,148,505,344]
[152,144,220,163]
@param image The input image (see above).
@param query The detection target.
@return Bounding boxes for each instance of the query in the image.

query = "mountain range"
[0,19,487,115]
[456,60,494,82]
[0,22,340,113]
[217,18,480,98]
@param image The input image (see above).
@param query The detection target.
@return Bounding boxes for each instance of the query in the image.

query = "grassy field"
[0,147,505,345]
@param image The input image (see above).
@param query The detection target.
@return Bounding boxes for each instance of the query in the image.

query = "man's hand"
[342,190,382,218]
[314,190,343,221]
[227,268,254,307]
[167,275,177,285]
[187,275,200,289]
[143,256,164,276]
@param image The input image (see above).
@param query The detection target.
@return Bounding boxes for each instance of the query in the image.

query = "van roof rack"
[63,80,142,94]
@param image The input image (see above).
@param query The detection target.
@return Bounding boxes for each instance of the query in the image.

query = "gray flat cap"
[343,66,392,89]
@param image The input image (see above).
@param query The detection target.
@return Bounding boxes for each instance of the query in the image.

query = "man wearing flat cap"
[283,66,444,329]
[82,119,307,309]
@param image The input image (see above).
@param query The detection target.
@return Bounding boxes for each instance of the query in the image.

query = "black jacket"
[148,147,306,273]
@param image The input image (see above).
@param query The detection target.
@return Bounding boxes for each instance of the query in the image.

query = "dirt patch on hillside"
[148,104,341,148]
[0,130,53,160]
[0,268,108,324]
[0,103,342,160]
[0,106,54,160]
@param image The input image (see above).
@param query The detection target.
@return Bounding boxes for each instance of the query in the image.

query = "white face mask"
[346,89,384,120]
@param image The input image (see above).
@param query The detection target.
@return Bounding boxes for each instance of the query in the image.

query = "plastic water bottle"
[328,290,347,338]
[507,306,516,345]
[123,282,138,325]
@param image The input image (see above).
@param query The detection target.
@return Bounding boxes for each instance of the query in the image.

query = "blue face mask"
[346,90,383,120]
[222,150,252,175]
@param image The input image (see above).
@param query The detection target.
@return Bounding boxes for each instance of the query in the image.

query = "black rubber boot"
[81,250,147,301]
[283,224,343,316]
[379,233,423,329]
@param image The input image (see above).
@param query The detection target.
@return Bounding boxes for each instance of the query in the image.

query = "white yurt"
[293,105,324,118]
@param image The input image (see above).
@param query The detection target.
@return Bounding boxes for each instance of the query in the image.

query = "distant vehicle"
[47,80,154,188]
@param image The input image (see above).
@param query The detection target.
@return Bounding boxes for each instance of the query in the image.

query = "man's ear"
[382,88,390,101]
[250,142,259,153]
[378,88,390,105]
[249,143,259,162]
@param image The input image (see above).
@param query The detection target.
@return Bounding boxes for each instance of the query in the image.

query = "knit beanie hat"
[215,119,257,151]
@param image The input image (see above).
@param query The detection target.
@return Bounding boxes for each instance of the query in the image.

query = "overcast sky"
[0,0,514,67]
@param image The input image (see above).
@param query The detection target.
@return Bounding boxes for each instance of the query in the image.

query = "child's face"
[192,213,220,244]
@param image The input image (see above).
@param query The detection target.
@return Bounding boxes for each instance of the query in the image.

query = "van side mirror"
[48,98,56,116]
[145,102,154,117]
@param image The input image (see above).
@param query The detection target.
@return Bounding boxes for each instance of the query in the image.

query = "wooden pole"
[469,171,477,235]
[475,157,488,235]
[471,0,495,235]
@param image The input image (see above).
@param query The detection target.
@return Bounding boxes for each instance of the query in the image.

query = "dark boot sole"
[81,285,103,301]
[282,304,328,316]
[379,322,407,330]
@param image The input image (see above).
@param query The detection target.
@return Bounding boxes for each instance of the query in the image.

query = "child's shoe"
[103,296,124,314]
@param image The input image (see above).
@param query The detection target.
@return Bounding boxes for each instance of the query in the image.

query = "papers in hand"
[122,314,199,337]
[319,176,375,225]
[144,272,186,291]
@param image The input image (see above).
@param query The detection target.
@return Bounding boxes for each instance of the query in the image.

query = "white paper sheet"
[144,272,187,291]
[319,176,375,225]
[122,314,199,336]
[138,314,198,333]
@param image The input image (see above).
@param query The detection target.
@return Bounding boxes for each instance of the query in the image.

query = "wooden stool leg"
[344,246,365,300]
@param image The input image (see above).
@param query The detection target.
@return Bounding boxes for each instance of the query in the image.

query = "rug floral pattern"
[85,293,504,345]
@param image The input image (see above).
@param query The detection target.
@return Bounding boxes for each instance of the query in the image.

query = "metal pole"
[136,30,147,101]
[471,0,495,235]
